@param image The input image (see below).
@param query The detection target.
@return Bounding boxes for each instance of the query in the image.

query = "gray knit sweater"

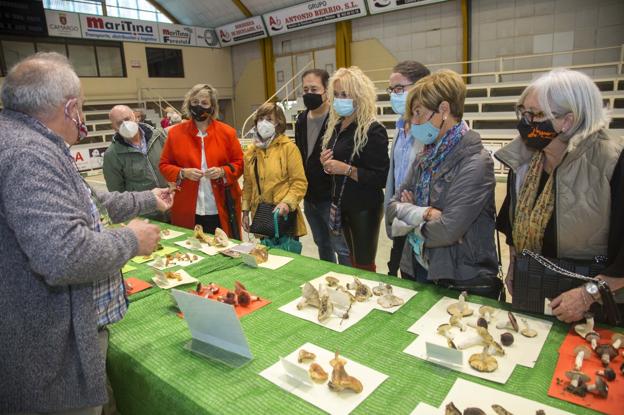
[0,109,157,412]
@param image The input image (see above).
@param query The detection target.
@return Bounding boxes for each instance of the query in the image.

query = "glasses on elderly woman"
[515,105,564,124]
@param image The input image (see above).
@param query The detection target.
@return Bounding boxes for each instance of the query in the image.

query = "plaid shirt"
[83,183,128,328]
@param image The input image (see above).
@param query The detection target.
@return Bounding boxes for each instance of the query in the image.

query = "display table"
[107,224,611,414]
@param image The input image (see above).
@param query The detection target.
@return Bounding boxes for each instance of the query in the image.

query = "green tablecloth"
[109,225,605,415]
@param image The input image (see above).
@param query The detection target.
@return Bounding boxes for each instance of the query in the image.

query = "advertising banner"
[365,0,447,15]
[45,9,81,38]
[80,14,159,43]
[263,0,367,36]
[216,16,267,46]
[158,22,194,46]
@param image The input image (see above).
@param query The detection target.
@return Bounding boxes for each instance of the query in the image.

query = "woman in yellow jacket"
[242,102,308,238]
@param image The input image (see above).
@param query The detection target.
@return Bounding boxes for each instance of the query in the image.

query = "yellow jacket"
[242,134,308,236]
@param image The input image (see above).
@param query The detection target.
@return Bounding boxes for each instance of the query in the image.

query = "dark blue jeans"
[303,199,351,266]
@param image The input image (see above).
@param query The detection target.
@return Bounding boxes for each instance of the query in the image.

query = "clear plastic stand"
[184,339,252,368]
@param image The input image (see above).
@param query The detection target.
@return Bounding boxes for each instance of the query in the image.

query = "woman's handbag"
[249,157,296,237]
[512,249,621,325]
[260,210,302,254]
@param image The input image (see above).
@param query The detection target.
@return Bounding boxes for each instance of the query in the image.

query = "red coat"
[159,119,243,236]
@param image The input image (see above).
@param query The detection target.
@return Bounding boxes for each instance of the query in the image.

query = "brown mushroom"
[587,376,609,398]
[463,409,486,415]
[574,313,595,338]
[308,363,328,383]
[437,323,455,347]
[520,318,538,338]
[469,346,498,372]
[585,331,601,351]
[491,405,513,415]
[573,345,591,371]
[327,351,363,393]
[446,291,473,317]
[495,311,519,332]
[564,369,590,396]
[596,367,616,381]
[500,332,514,347]
[445,402,461,415]
[478,305,496,322]
[611,333,624,350]
[449,314,468,332]
[595,343,618,367]
[298,349,316,363]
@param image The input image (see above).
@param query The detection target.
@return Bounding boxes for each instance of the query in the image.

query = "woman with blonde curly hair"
[319,66,389,271]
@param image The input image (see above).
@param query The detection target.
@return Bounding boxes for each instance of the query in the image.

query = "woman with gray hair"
[159,84,244,236]
[496,68,624,324]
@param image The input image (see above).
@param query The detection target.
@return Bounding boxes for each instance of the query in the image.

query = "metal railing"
[364,44,624,85]
[240,60,314,138]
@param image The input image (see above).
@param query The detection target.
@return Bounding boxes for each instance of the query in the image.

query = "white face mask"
[119,120,139,140]
[256,119,276,141]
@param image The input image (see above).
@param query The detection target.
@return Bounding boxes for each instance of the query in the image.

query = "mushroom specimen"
[346,277,372,302]
[437,324,456,347]
[377,288,404,309]
[596,367,616,381]
[450,326,492,350]
[468,345,498,372]
[444,402,461,415]
[479,305,496,323]
[495,311,519,333]
[327,352,363,393]
[574,313,600,349]
[446,291,473,317]
[325,275,340,287]
[372,282,392,296]
[298,349,316,363]
[612,333,624,350]
[463,409,486,415]
[212,227,229,247]
[193,224,211,243]
[308,363,328,383]
[250,245,268,263]
[520,318,538,338]
[573,345,591,371]
[449,314,468,332]
[297,282,320,310]
[564,370,590,396]
[587,376,609,398]
[491,404,513,415]
[317,294,333,322]
[500,332,514,347]
[595,343,618,367]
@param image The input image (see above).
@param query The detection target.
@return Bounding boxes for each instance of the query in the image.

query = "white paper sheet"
[159,229,185,240]
[258,254,294,270]
[174,239,237,256]
[305,272,418,314]
[403,296,552,384]
[410,378,574,415]
[279,272,417,332]
[147,253,204,270]
[151,269,198,289]
[259,342,388,415]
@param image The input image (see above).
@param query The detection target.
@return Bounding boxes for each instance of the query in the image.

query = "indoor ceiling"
[154,0,305,28]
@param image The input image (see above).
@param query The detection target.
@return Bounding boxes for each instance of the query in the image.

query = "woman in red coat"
[160,84,243,237]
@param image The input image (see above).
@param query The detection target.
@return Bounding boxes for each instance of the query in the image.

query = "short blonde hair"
[182,84,219,120]
[254,102,286,135]
[405,69,466,120]
[518,68,609,143]
[321,66,377,156]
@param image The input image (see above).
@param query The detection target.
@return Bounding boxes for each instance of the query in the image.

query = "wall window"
[0,37,125,77]
[44,0,172,23]
[146,47,184,78]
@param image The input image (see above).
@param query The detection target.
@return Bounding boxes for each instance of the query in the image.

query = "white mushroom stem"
[575,350,588,371]
[613,338,623,349]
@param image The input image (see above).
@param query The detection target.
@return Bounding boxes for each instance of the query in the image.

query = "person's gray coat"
[386,129,498,280]
[0,109,158,413]
[383,118,422,238]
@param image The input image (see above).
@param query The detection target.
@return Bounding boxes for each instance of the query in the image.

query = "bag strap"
[253,157,262,197]
[329,127,355,207]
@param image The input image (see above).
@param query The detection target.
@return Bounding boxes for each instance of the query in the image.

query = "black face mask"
[517,118,560,150]
[303,93,324,111]
[190,105,213,121]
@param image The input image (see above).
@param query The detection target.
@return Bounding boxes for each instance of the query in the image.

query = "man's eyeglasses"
[386,83,414,94]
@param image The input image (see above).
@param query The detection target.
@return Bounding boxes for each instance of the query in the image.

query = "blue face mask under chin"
[333,98,355,117]
[390,92,407,115]
[411,114,441,145]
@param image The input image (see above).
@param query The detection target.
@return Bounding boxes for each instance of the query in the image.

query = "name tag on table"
[425,342,463,368]
[280,357,313,387]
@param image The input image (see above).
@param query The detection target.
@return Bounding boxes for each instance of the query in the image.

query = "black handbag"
[512,249,621,326]
[249,157,295,237]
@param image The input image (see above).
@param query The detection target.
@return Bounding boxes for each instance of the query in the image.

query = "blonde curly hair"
[321,66,378,157]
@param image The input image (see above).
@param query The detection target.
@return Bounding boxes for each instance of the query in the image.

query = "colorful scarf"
[512,151,555,253]
[409,120,469,270]
[414,120,469,205]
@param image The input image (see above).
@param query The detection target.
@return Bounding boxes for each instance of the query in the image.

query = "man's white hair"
[518,68,610,148]
[0,52,81,117]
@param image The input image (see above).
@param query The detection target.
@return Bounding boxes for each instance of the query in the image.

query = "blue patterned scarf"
[409,120,469,271]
